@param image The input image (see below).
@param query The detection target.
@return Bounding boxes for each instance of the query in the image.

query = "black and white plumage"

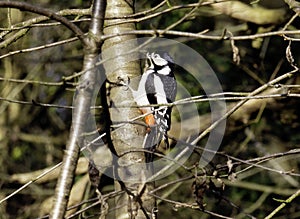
[131,52,177,163]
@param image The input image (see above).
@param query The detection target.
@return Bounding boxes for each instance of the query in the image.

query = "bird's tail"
[143,125,166,170]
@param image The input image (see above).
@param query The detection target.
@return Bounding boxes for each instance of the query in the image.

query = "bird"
[130,51,177,164]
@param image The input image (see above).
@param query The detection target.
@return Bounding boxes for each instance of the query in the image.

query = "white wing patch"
[153,74,169,132]
[153,74,168,104]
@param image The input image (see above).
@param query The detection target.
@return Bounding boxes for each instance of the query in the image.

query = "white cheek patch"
[157,66,171,75]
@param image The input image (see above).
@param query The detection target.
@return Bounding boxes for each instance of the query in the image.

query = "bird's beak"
[146,52,153,69]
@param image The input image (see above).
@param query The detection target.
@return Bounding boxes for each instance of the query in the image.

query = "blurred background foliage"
[0,0,299,218]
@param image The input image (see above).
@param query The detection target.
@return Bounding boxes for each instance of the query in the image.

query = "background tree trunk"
[50,0,105,217]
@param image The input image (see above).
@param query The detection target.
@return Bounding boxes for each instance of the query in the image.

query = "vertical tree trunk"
[101,0,156,218]
[50,0,106,218]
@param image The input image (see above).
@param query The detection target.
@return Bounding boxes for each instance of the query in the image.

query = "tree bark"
[50,0,105,218]
[101,0,156,218]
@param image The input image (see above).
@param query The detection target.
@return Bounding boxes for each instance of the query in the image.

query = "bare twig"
[0,163,62,204]
[0,36,80,60]
[99,29,300,41]
[284,0,300,13]
[0,2,87,46]
[265,189,300,219]
[191,68,299,145]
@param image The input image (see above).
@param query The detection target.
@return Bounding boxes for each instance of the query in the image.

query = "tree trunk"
[50,0,105,218]
[101,0,156,218]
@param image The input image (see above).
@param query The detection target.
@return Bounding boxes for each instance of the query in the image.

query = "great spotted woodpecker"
[131,52,177,163]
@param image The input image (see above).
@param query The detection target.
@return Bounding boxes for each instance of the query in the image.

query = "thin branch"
[0,90,299,111]
[224,150,300,177]
[104,1,206,27]
[231,149,300,177]
[0,8,89,49]
[116,91,299,109]
[103,0,285,27]
[0,162,62,205]
[0,76,71,86]
[0,18,91,31]
[284,0,300,13]
[163,1,202,32]
[65,190,125,219]
[264,189,300,219]
[99,29,300,41]
[0,2,87,46]
[191,68,299,145]
[126,0,167,18]
[0,36,80,60]
[149,193,234,219]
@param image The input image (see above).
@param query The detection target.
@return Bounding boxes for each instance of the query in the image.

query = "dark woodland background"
[0,0,299,218]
